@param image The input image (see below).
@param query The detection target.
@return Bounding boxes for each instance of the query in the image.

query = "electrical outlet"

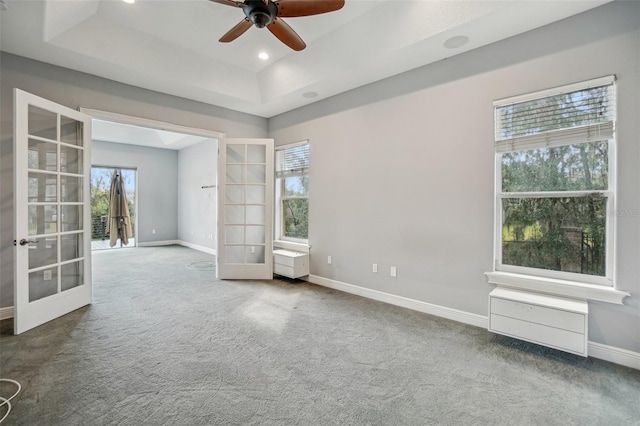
[328,255,332,265]
[43,270,52,281]
[250,246,255,254]
[373,263,378,273]
[390,266,397,277]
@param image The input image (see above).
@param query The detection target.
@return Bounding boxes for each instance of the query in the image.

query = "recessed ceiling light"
[443,35,469,49]
[258,52,269,60]
[302,92,318,99]
[122,0,135,4]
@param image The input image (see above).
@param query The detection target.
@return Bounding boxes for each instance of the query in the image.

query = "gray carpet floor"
[0,245,639,425]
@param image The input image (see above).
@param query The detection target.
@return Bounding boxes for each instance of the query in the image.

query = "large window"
[493,76,616,286]
[275,141,309,242]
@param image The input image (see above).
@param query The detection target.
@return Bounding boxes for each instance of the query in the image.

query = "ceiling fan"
[209,0,345,51]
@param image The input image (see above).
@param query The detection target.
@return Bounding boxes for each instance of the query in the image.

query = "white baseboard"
[307,274,640,370]
[137,240,180,247]
[307,274,488,329]
[588,341,640,370]
[137,240,217,256]
[176,241,217,256]
[0,306,14,320]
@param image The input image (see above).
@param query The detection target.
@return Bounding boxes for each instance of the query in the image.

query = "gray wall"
[92,141,179,244]
[268,2,640,353]
[0,52,268,307]
[177,140,218,250]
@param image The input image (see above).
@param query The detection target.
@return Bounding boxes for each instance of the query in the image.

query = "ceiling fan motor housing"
[243,0,278,28]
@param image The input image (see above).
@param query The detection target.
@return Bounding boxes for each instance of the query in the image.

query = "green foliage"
[281,175,309,239]
[283,199,308,239]
[499,86,610,277]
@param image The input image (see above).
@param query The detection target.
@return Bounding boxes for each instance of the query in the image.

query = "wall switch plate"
[328,255,332,265]
[44,270,52,281]
[250,246,255,254]
[373,263,378,273]
[390,266,397,277]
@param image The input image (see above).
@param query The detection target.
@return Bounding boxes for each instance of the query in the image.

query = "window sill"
[485,271,629,305]
[273,240,310,254]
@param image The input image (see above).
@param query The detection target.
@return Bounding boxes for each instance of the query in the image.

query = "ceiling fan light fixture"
[250,11,272,28]
[210,0,345,51]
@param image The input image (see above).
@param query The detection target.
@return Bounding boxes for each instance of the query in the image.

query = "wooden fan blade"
[209,0,244,8]
[220,18,253,42]
[267,18,306,51]
[276,0,344,18]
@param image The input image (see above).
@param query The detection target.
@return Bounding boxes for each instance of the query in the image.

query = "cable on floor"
[186,261,216,271]
[0,379,21,423]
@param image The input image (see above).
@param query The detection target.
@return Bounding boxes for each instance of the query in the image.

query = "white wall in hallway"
[178,139,218,252]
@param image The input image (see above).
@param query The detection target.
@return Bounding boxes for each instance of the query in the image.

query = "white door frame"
[79,108,226,140]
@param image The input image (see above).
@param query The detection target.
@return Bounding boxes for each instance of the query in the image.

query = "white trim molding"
[131,240,217,256]
[0,306,15,320]
[79,108,225,139]
[177,241,217,256]
[273,240,310,254]
[588,341,640,371]
[137,240,181,247]
[485,271,629,305]
[308,275,488,329]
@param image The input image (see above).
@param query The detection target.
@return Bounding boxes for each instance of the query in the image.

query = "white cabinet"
[489,287,588,356]
[273,249,309,279]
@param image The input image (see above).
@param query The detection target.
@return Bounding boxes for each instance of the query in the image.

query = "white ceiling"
[1,0,611,120]
[92,119,214,149]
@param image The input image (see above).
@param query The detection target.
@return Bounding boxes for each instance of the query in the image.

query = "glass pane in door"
[28,236,58,269]
[61,261,83,291]
[61,176,82,202]
[61,205,82,232]
[29,267,58,302]
[28,205,58,235]
[28,105,57,140]
[246,246,265,263]
[60,116,82,146]
[61,233,83,262]
[28,139,57,171]
[28,172,57,202]
[60,146,83,173]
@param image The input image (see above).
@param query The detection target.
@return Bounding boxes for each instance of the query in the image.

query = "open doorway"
[90,166,137,251]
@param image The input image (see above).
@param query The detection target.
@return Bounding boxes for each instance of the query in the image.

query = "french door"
[217,138,274,279]
[13,89,92,334]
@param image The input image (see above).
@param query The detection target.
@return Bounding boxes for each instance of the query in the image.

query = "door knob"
[18,238,39,246]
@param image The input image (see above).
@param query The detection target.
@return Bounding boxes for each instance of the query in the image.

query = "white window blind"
[275,142,309,178]
[494,76,616,153]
